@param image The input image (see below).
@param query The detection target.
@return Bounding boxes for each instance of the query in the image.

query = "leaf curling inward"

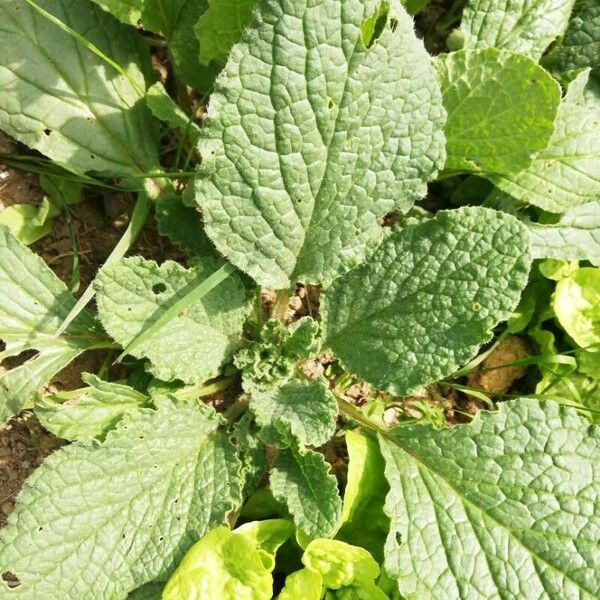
[361,1,390,48]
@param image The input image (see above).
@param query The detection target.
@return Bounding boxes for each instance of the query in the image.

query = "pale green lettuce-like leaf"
[0,402,243,599]
[337,431,389,563]
[553,267,600,348]
[529,201,600,265]
[145,82,201,141]
[0,0,159,176]
[270,445,342,539]
[0,203,53,245]
[195,0,446,288]
[322,207,531,395]
[491,69,600,212]
[163,520,292,600]
[250,379,338,448]
[95,256,249,384]
[380,399,600,600]
[460,0,575,60]
[35,373,151,441]
[195,0,257,65]
[279,568,323,600]
[436,48,561,175]
[303,539,380,589]
[555,0,600,76]
[0,226,108,423]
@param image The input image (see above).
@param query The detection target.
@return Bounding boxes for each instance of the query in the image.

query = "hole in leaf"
[43,128,50,136]
[389,17,398,32]
[152,282,167,295]
[328,97,334,109]
[2,572,21,589]
[395,532,402,545]
[360,1,390,49]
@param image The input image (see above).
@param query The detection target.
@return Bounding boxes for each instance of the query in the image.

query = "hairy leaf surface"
[529,201,600,265]
[0,226,106,423]
[492,70,600,212]
[250,379,338,448]
[436,49,561,175]
[0,403,243,599]
[95,256,249,384]
[194,0,446,287]
[380,400,600,599]
[460,0,575,60]
[322,207,531,395]
[270,445,342,539]
[0,0,158,176]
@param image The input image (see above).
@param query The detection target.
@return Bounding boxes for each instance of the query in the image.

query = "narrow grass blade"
[56,192,150,335]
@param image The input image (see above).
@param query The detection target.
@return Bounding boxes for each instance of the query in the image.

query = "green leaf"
[127,582,164,600]
[195,0,256,65]
[194,0,446,288]
[0,203,53,245]
[491,70,600,212]
[0,402,243,599]
[0,226,108,423]
[553,267,600,348]
[95,256,249,384]
[145,82,201,141]
[162,520,291,600]
[35,373,152,441]
[279,569,323,600]
[0,0,159,176]
[529,201,600,265]
[381,400,600,599]
[250,379,338,448]
[270,446,342,539]
[303,539,380,590]
[436,48,561,175]
[555,0,600,76]
[337,431,389,563]
[322,207,531,395]
[233,414,268,496]
[155,190,219,258]
[460,0,576,60]
[235,318,321,390]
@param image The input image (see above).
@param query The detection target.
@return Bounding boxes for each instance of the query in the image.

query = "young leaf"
[529,201,600,265]
[250,379,338,448]
[195,0,446,288]
[35,373,152,441]
[270,445,342,539]
[491,70,600,212]
[555,0,600,76]
[337,431,390,563]
[279,568,323,600]
[553,267,600,349]
[460,0,576,60]
[322,207,531,396]
[0,0,159,176]
[195,0,257,65]
[0,202,53,245]
[0,402,243,599]
[380,399,600,599]
[0,226,109,423]
[436,48,561,175]
[95,256,249,384]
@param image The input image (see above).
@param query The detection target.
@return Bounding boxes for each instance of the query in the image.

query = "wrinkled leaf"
[322,207,531,395]
[95,256,249,384]
[529,201,600,265]
[436,48,560,175]
[461,0,575,60]
[381,399,600,599]
[0,402,243,599]
[195,0,446,287]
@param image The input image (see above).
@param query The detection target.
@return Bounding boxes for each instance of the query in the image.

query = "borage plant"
[0,0,599,598]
